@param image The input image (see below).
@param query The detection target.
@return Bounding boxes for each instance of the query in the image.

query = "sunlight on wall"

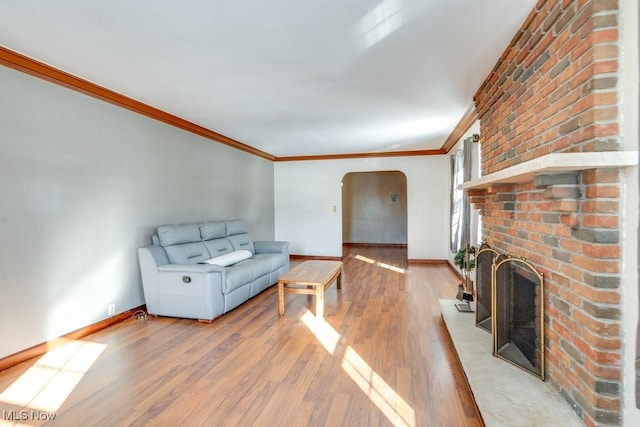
[353,254,407,274]
[300,308,415,426]
[0,340,106,413]
[45,250,125,341]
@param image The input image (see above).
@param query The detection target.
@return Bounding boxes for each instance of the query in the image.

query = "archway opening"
[341,171,408,252]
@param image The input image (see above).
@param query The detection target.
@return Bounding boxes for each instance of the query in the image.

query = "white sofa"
[138,219,289,321]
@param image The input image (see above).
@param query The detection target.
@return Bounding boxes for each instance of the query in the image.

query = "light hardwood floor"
[0,245,482,426]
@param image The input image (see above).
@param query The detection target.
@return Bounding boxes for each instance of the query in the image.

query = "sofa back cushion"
[225,219,247,235]
[154,220,256,263]
[164,242,211,264]
[202,237,235,258]
[157,224,201,246]
[156,224,209,264]
[199,221,226,241]
[225,220,255,254]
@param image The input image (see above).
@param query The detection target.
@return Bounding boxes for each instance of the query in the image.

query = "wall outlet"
[107,302,116,316]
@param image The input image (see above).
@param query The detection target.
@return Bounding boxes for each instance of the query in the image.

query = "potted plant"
[454,242,476,312]
[454,245,476,271]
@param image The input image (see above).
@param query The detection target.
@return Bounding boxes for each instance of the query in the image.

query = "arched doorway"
[341,171,408,247]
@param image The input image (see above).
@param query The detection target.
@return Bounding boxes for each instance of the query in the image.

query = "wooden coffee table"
[277,260,343,318]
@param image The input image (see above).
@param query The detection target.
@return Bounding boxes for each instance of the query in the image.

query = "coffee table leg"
[278,281,285,316]
[315,285,324,318]
[337,271,342,289]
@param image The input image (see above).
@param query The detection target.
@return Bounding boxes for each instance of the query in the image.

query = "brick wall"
[472,1,623,425]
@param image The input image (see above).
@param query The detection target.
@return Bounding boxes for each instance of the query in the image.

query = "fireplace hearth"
[439,299,582,426]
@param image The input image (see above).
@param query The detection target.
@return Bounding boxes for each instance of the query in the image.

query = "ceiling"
[0,0,535,158]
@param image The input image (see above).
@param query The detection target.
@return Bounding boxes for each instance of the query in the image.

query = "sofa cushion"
[243,256,272,279]
[199,221,226,241]
[228,233,255,254]
[253,252,288,271]
[225,219,248,235]
[202,238,235,258]
[223,265,254,294]
[157,224,201,246]
[164,242,211,264]
[203,250,252,267]
[219,220,255,253]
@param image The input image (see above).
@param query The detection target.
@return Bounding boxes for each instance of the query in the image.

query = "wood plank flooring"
[0,245,483,426]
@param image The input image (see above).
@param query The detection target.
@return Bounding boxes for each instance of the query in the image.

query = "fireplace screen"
[493,256,545,380]
[474,243,504,333]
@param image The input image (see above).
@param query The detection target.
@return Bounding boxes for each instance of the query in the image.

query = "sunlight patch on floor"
[300,308,415,427]
[0,420,31,426]
[342,346,416,427]
[300,309,341,355]
[0,340,106,413]
[353,254,407,274]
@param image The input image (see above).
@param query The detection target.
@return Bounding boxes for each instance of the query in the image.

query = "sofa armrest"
[139,245,169,268]
[154,262,225,321]
[254,241,289,254]
[158,263,225,273]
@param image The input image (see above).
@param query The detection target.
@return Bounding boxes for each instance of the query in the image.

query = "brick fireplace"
[466,1,630,425]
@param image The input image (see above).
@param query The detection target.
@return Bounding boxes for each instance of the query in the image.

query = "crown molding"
[275,148,446,162]
[0,45,275,161]
[440,104,478,154]
[1,44,465,162]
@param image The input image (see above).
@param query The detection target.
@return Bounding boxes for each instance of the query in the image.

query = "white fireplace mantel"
[459,151,638,190]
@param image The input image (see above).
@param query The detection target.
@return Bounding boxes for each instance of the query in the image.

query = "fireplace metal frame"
[492,256,545,380]
[474,243,505,333]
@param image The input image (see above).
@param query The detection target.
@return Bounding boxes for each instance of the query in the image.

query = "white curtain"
[450,151,463,251]
[450,137,474,251]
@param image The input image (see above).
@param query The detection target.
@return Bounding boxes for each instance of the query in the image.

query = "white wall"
[274,155,449,260]
[0,66,275,359]
[622,0,640,423]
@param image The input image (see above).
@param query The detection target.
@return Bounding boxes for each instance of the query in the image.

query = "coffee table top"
[277,260,342,286]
